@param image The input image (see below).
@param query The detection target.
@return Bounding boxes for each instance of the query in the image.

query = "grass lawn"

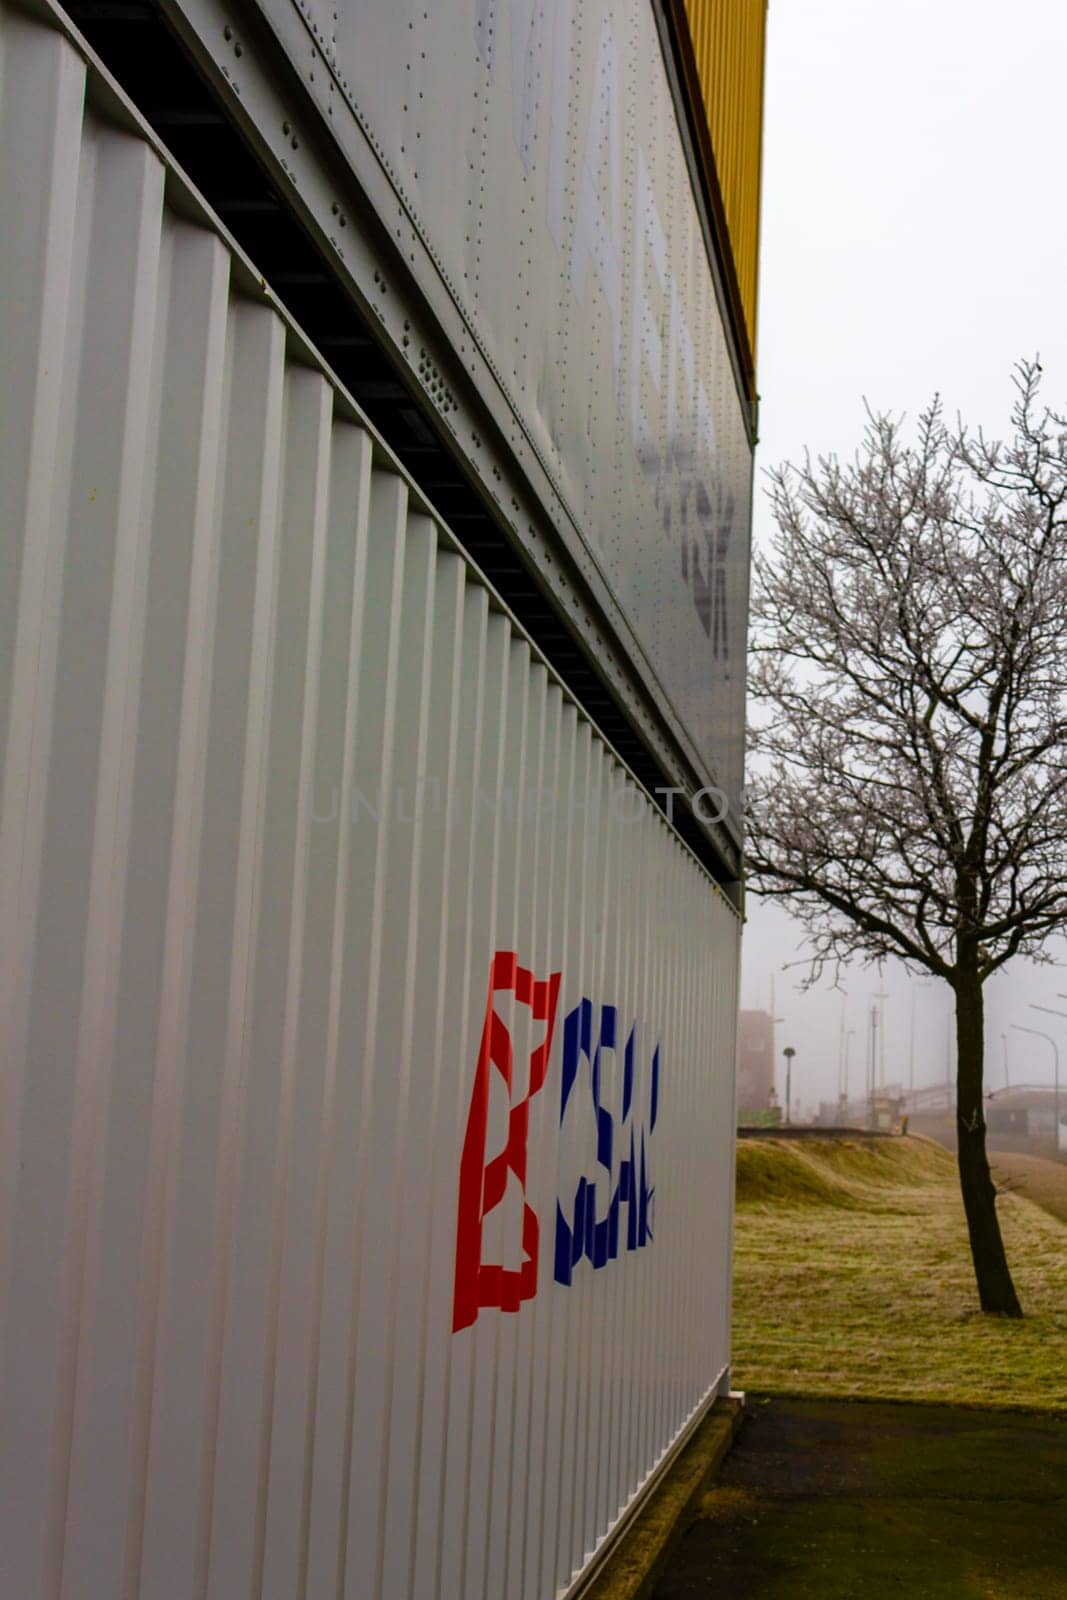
[731,1135,1067,1413]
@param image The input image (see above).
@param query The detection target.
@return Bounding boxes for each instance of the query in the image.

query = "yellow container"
[683,0,767,364]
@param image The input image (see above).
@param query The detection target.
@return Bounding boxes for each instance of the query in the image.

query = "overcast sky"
[742,0,1067,1113]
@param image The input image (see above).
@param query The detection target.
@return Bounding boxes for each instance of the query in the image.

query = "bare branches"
[748,361,1067,988]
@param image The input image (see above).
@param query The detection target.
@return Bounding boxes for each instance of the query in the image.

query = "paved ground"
[993,1152,1067,1227]
[653,1395,1067,1599]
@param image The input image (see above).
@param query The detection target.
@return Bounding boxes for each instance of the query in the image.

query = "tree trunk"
[954,972,1023,1317]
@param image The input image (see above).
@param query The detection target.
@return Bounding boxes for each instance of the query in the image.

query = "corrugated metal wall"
[682,0,767,356]
[0,2,740,1596]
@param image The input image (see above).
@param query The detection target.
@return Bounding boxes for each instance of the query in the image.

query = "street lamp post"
[844,1029,856,1119]
[866,983,888,1126]
[783,1046,796,1127]
[909,988,916,1094]
[1029,1004,1066,1151]
[909,978,932,1093]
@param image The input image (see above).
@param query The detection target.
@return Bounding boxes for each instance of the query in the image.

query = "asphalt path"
[654,1395,1067,1599]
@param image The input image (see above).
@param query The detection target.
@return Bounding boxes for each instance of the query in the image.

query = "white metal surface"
[155,0,752,822]
[0,4,740,1596]
[302,0,753,810]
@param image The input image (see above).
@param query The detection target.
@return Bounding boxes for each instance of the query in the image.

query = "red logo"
[452,952,561,1332]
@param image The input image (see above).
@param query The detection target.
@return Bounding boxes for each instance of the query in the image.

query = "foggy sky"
[743,0,1067,1112]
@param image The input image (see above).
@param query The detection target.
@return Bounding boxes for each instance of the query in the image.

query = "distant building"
[909,1084,1067,1156]
[986,1087,1067,1158]
[737,1009,776,1113]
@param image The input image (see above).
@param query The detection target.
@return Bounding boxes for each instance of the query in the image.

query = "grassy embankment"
[732,1135,1067,1412]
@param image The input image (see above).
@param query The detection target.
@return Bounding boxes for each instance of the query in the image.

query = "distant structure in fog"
[737,1009,776,1113]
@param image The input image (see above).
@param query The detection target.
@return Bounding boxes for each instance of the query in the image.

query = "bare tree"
[747,362,1067,1318]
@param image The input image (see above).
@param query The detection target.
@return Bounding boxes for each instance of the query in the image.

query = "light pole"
[1029,1004,1066,1149]
[1000,1031,1010,1090]
[877,962,887,1092]
[908,978,932,1093]
[909,987,916,1094]
[783,1046,796,1127]
[867,994,886,1126]
[844,1029,856,1119]
[864,977,889,1127]
[1013,1021,1060,1148]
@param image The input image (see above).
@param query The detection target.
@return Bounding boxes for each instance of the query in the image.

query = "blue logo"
[554,1000,660,1287]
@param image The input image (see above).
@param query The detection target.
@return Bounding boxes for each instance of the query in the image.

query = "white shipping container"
[0,2,741,1596]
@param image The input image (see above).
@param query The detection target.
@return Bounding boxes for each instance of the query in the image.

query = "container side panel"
[0,6,742,1598]
[194,0,753,812]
